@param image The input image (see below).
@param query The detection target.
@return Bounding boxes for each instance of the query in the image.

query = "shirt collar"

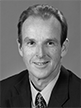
[30,71,60,105]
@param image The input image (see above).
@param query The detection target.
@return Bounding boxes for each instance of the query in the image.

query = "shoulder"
[0,69,29,106]
[61,66,80,83]
[61,66,80,95]
[66,67,81,91]
[66,67,80,85]
[0,69,29,92]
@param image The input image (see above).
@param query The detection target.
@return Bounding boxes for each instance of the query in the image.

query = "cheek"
[48,48,61,61]
[23,47,36,62]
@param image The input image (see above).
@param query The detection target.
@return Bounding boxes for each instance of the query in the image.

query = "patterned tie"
[35,92,47,108]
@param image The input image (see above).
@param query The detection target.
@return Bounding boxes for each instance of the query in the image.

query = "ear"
[16,39,23,57]
[61,38,69,58]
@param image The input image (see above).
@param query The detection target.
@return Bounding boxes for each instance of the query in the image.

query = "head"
[17,4,69,80]
[18,4,68,48]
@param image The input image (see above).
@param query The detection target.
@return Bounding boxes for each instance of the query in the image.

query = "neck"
[29,64,61,91]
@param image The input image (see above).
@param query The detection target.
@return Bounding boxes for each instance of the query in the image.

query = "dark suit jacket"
[0,66,81,108]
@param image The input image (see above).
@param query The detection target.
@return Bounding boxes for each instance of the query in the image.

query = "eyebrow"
[45,38,58,43]
[24,37,35,42]
[24,37,58,43]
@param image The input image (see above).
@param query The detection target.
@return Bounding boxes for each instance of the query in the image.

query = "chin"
[32,70,51,79]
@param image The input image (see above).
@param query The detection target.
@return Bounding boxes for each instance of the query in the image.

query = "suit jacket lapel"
[9,71,32,107]
[48,66,69,107]
[8,66,70,107]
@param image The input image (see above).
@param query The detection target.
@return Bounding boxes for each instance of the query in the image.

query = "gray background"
[0,0,81,80]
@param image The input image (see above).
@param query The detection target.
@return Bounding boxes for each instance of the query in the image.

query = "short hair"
[17,4,68,47]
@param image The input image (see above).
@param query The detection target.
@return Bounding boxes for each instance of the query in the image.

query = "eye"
[47,41,55,46]
[27,41,35,47]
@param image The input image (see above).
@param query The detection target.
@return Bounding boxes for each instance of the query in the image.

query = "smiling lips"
[33,61,49,68]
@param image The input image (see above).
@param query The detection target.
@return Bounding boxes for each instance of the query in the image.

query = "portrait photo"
[0,0,81,107]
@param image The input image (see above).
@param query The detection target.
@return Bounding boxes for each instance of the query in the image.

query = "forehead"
[22,16,61,40]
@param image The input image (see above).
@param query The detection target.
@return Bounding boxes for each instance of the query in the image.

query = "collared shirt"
[30,71,60,108]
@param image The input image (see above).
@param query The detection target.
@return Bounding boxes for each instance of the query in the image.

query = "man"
[0,4,81,108]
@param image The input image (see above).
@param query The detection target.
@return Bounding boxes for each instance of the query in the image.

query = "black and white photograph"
[0,0,81,107]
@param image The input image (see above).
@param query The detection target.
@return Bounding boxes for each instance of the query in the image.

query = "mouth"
[33,61,49,68]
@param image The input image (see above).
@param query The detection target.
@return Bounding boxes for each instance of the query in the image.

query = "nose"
[36,45,45,58]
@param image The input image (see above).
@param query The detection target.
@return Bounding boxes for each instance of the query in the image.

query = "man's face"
[19,16,62,79]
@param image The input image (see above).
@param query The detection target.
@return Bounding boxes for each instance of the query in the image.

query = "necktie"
[35,92,47,108]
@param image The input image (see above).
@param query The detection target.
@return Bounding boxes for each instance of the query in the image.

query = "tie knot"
[35,93,47,108]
